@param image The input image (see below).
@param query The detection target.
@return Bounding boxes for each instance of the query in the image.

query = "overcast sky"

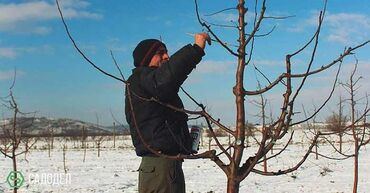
[0,0,369,126]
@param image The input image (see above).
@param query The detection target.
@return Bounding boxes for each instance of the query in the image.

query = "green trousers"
[138,156,185,193]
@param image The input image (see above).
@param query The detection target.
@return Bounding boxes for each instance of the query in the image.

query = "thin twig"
[204,7,237,17]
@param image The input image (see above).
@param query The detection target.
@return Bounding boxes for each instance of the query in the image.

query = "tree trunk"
[200,128,204,147]
[83,141,87,162]
[97,141,101,157]
[226,2,246,193]
[227,177,240,193]
[208,137,211,151]
[12,149,18,193]
[113,122,116,148]
[353,144,359,193]
[263,155,267,172]
[51,133,54,149]
[228,134,232,154]
[315,143,318,160]
[339,134,343,153]
[228,134,231,146]
[246,136,249,147]
[271,145,274,155]
[48,143,51,157]
[63,144,67,174]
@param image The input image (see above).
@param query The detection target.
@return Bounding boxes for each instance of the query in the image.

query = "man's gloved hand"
[194,32,211,49]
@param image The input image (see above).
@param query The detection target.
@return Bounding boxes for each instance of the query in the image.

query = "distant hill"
[105,124,130,135]
[0,117,130,137]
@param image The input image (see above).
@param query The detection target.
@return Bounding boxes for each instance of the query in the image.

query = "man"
[125,32,210,193]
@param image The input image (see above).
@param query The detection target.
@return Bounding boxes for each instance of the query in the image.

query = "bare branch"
[292,61,342,126]
[188,115,203,121]
[289,10,324,105]
[321,136,354,157]
[313,152,353,160]
[244,0,266,47]
[245,25,276,37]
[263,15,295,20]
[0,149,12,159]
[109,109,127,130]
[203,115,234,163]
[186,32,239,47]
[201,20,238,29]
[204,7,237,17]
[253,63,272,84]
[110,50,126,81]
[257,131,294,164]
[252,133,320,176]
[194,0,239,57]
[9,68,16,90]
[56,0,125,83]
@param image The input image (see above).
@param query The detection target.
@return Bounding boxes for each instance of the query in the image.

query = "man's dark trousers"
[138,156,185,193]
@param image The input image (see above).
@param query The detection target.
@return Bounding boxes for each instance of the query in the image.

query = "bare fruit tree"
[190,1,369,192]
[0,87,37,193]
[339,62,369,193]
[56,0,369,192]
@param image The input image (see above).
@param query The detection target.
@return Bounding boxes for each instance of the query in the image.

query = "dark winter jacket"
[125,44,205,156]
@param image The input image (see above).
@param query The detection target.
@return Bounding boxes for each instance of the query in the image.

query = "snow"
[0,134,369,193]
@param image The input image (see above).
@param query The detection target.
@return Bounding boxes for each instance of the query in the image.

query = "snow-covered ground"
[0,134,369,193]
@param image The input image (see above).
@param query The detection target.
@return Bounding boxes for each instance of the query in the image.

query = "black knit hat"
[133,39,166,67]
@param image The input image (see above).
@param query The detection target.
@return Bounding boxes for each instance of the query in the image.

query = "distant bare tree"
[302,104,326,160]
[93,113,106,157]
[94,135,105,157]
[110,109,132,148]
[325,96,348,153]
[62,143,68,174]
[112,122,116,148]
[42,127,55,157]
[81,125,87,162]
[250,81,272,172]
[244,122,256,148]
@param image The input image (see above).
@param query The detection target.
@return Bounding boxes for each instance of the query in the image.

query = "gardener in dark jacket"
[125,32,210,193]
